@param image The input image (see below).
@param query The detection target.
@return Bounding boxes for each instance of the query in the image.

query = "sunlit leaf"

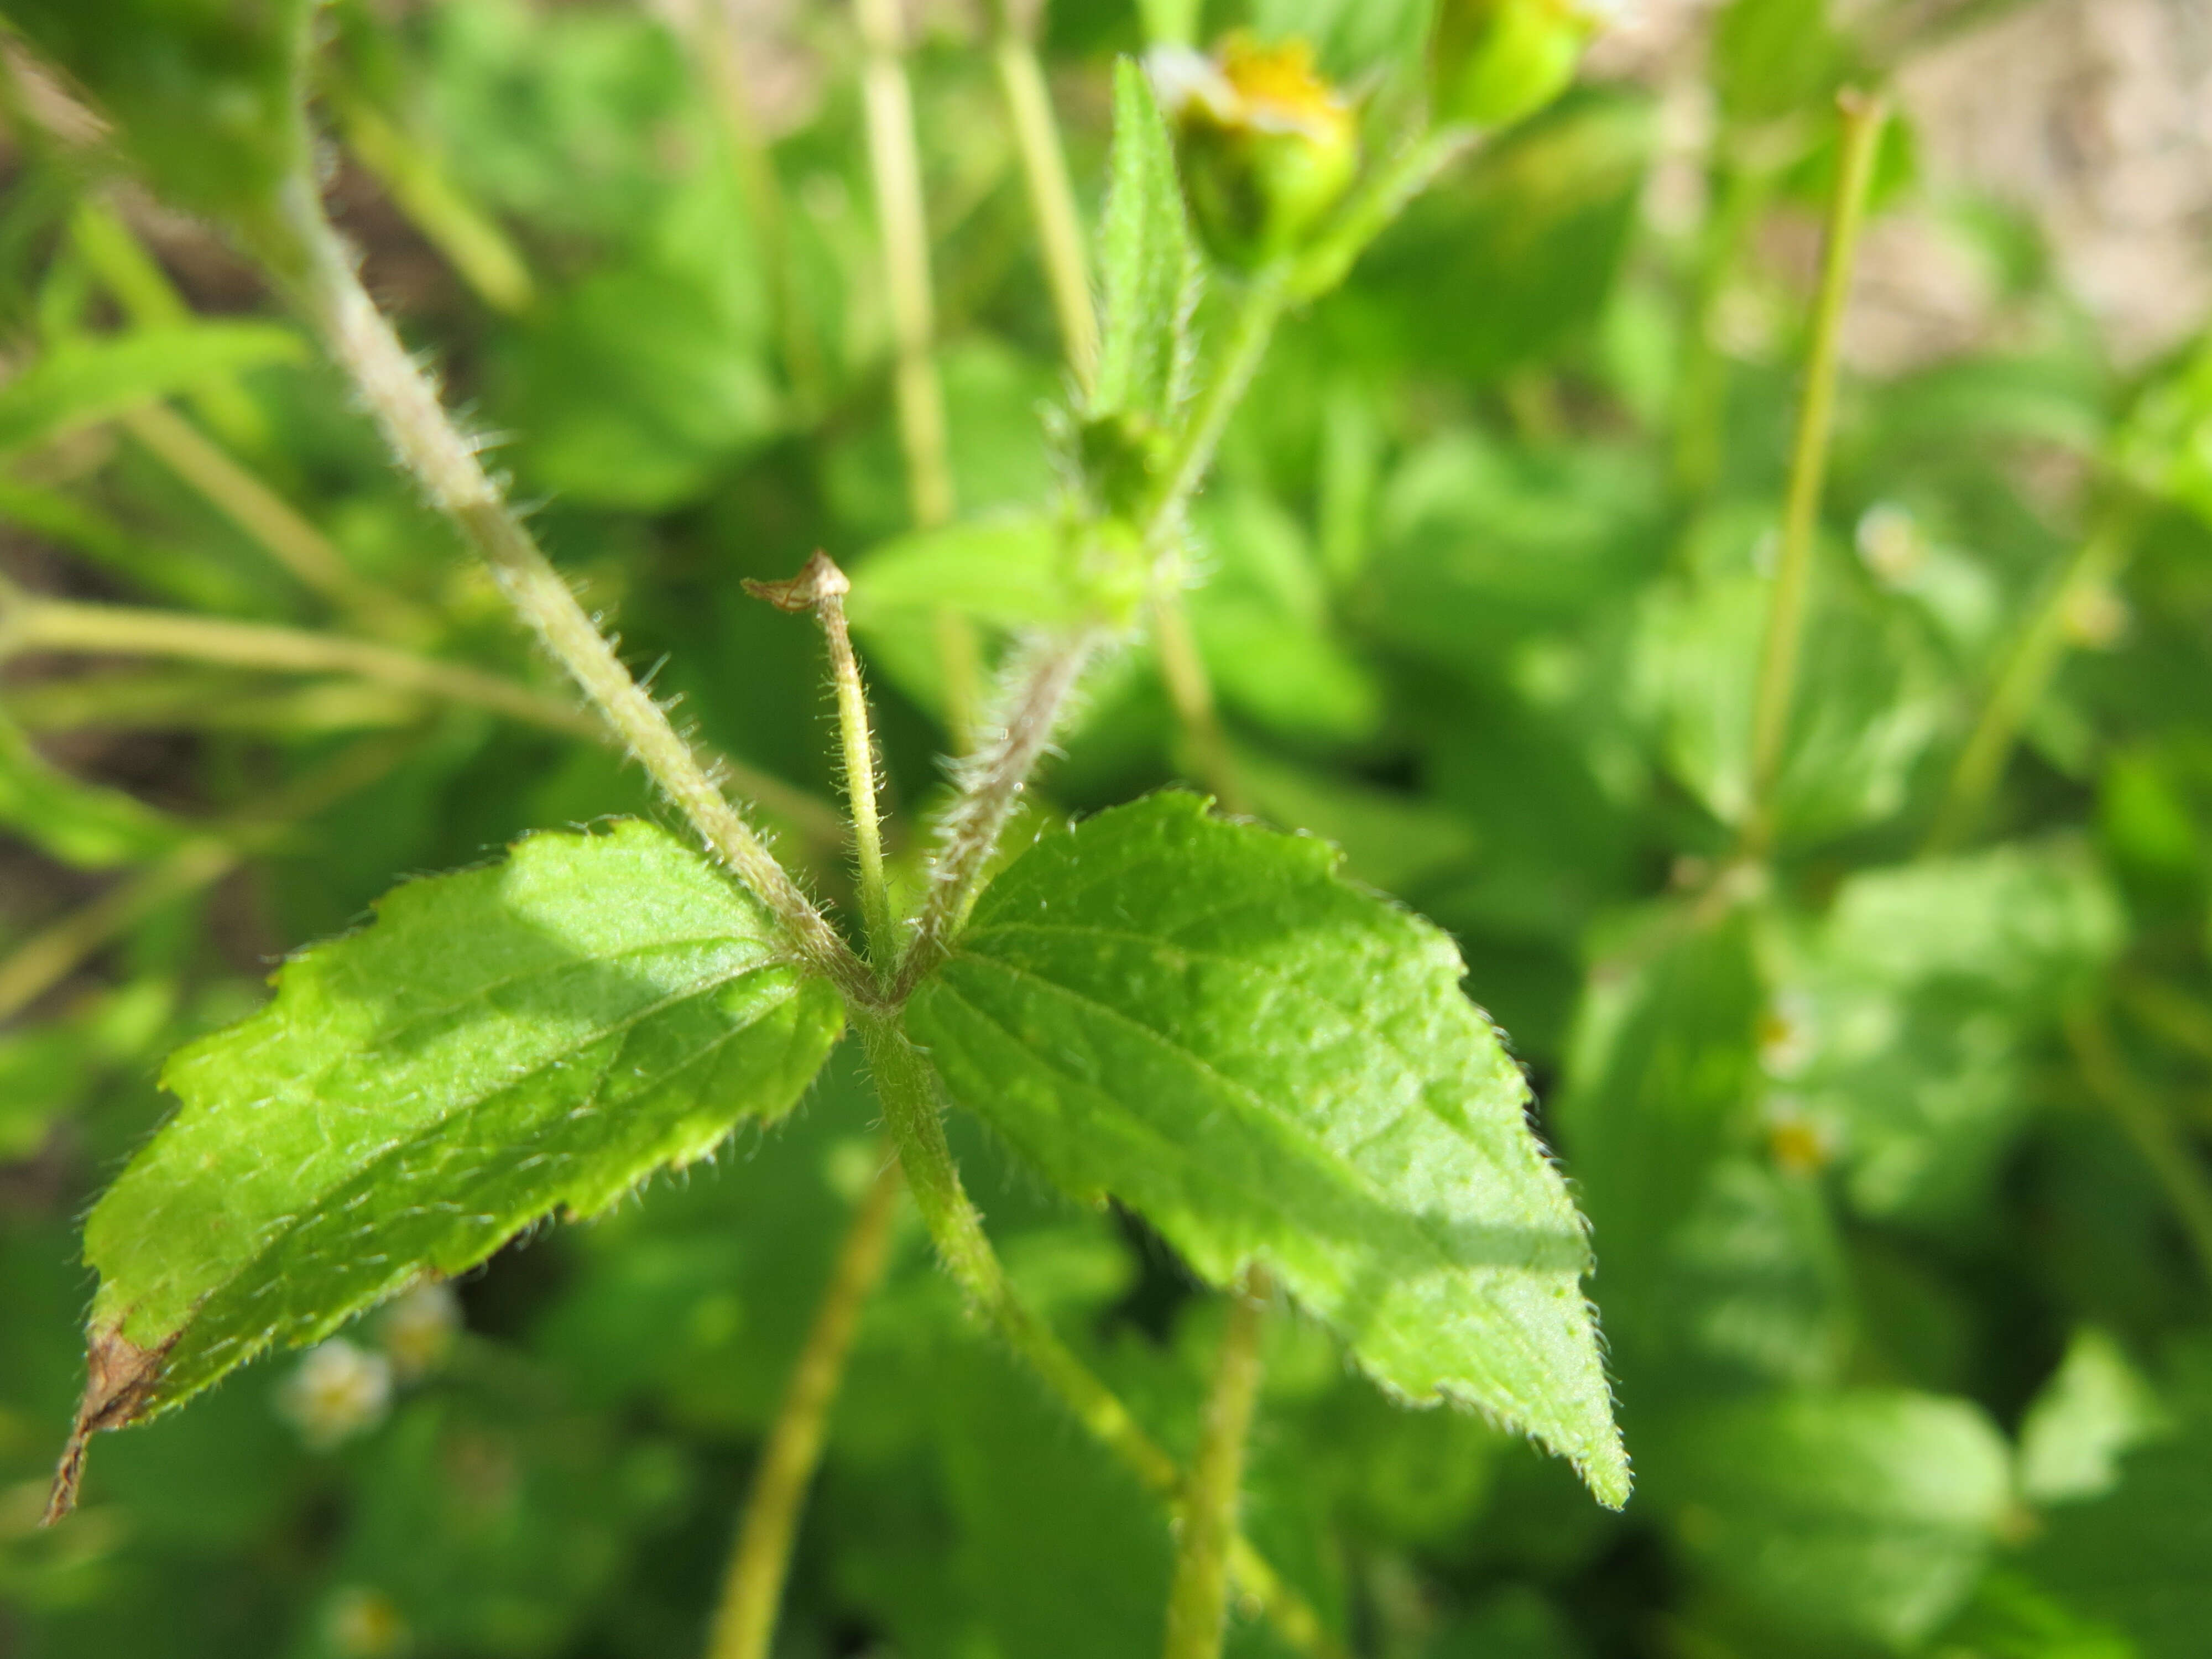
[906,791,1629,1506]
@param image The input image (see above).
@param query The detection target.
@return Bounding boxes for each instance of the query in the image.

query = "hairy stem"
[746,554,896,964]
[1162,1267,1270,1659]
[894,629,1099,997]
[854,0,956,530]
[1924,500,2138,855]
[0,735,410,1021]
[1740,91,1885,859]
[898,263,1298,986]
[122,403,419,635]
[984,0,1097,390]
[246,177,870,1000]
[860,1018,1341,1658]
[705,1157,904,1659]
[2067,1003,2212,1288]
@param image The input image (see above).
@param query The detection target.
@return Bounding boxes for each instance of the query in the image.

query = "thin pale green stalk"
[857,1017,1340,1658]
[0,589,848,843]
[745,554,895,964]
[853,0,956,530]
[4,669,419,735]
[1741,91,1886,859]
[0,591,594,736]
[0,735,410,1021]
[336,95,536,315]
[246,177,871,1001]
[122,402,421,635]
[1150,589,1244,814]
[705,1157,904,1659]
[983,0,1097,389]
[1924,501,2138,854]
[2067,1004,2212,1288]
[1161,1267,1269,1659]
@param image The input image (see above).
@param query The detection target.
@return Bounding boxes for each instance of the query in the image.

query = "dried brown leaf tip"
[43,1327,167,1526]
[742,550,850,614]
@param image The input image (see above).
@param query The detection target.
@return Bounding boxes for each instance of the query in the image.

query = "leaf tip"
[43,1326,166,1526]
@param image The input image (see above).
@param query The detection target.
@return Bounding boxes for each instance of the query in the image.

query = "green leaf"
[60,820,843,1492]
[1554,909,1764,1357]
[1353,98,1650,386]
[843,514,1087,719]
[1090,59,1200,431]
[4,0,317,218]
[2021,1390,2212,1659]
[1188,486,1381,742]
[491,261,777,510]
[1788,842,2123,1220]
[1713,0,1844,124]
[0,708,189,869]
[1628,546,1943,843]
[904,791,1629,1507]
[0,324,306,458]
[1652,1389,2012,1650]
[2018,1328,2167,1506]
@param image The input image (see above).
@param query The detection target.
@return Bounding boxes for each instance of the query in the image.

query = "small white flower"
[278,1338,392,1450]
[377,1283,462,1383]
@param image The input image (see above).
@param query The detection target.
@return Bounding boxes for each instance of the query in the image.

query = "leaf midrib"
[140,959,805,1379]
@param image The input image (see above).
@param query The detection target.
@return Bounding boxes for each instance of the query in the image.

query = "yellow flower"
[1151,35,1360,267]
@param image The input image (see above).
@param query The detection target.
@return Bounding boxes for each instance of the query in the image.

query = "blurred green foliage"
[1,0,2210,1655]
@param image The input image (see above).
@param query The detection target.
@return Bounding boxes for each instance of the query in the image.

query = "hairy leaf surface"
[60,821,842,1498]
[904,792,1629,1506]
[1089,59,1198,429]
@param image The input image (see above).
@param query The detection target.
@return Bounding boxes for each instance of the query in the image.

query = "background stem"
[705,1159,903,1659]
[1161,1267,1269,1659]
[249,177,871,1002]
[854,0,956,531]
[0,735,411,1021]
[1150,590,1244,814]
[1741,91,1885,860]
[687,0,825,410]
[983,0,1097,390]
[859,1017,1341,1658]
[1924,499,2138,854]
[2067,1004,2212,1287]
[121,403,418,635]
[2,592,592,736]
[0,590,848,845]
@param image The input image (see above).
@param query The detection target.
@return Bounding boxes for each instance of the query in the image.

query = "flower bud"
[1431,0,1604,131]
[1150,35,1360,268]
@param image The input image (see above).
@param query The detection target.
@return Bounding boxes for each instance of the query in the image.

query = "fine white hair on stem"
[896,628,1100,995]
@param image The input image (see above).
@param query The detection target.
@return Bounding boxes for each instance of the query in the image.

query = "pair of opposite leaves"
[55,792,1627,1515]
